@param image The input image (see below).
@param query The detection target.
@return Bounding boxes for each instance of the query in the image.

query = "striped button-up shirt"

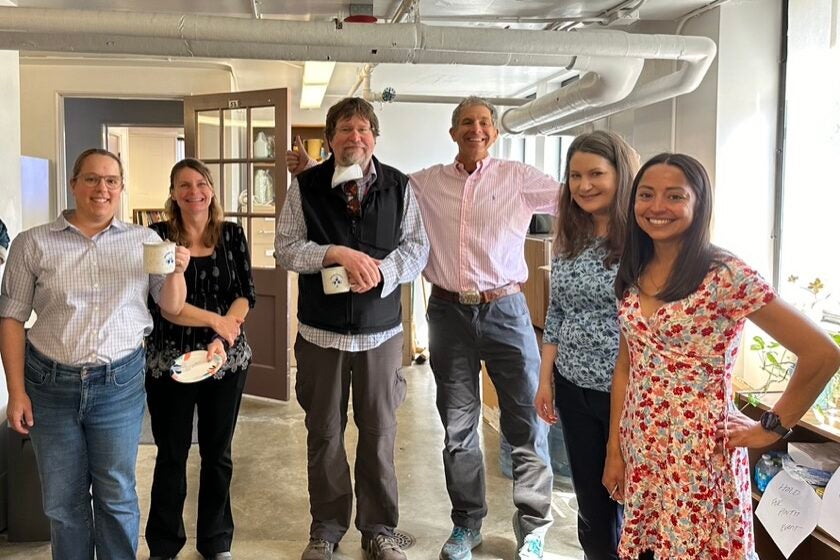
[410,156,560,292]
[275,162,429,352]
[0,211,165,365]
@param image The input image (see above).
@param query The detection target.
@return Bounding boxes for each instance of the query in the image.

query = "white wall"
[126,130,178,212]
[0,49,21,421]
[375,102,459,173]
[713,0,781,278]
[0,47,21,529]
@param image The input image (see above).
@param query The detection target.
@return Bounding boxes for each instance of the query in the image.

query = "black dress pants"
[554,372,623,560]
[145,367,248,557]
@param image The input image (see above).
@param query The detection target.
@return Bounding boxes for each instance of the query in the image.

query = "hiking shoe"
[362,534,407,560]
[512,513,544,560]
[301,538,335,560]
[439,526,482,560]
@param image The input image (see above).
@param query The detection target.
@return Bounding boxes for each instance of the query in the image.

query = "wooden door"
[183,89,290,400]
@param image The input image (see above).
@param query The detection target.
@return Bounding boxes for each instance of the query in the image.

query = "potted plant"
[746,276,840,421]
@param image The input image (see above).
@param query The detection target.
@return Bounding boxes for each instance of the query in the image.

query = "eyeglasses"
[75,173,123,190]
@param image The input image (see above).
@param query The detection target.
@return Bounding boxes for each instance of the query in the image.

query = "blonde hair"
[164,158,224,248]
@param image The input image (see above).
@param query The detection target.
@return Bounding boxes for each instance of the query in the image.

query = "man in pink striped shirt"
[412,97,559,560]
[286,96,560,560]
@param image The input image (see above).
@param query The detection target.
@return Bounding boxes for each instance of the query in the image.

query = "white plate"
[170,350,224,383]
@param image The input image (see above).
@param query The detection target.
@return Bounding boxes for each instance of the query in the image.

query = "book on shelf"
[132,208,166,226]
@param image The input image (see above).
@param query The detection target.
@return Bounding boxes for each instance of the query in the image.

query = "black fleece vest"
[297,156,406,334]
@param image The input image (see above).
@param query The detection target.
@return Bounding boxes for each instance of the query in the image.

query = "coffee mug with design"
[143,241,177,274]
[321,265,350,294]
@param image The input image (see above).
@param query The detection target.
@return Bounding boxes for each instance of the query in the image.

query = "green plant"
[745,276,840,412]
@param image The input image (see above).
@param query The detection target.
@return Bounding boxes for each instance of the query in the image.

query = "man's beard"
[337,148,367,167]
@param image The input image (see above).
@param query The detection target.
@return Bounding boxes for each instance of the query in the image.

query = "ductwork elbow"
[500,55,644,134]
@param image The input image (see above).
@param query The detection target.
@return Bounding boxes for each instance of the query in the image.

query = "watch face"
[761,411,781,430]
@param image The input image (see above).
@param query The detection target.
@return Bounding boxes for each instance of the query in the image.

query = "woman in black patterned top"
[144,158,256,560]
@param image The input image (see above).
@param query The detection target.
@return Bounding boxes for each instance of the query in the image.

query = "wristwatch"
[759,410,793,439]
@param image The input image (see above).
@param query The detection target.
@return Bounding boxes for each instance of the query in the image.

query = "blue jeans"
[25,343,146,560]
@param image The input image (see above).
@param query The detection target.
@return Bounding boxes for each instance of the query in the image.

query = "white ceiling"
[11,0,715,102]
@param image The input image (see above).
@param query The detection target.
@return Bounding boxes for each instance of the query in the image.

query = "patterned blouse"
[617,255,775,560]
[145,221,256,379]
[543,240,620,393]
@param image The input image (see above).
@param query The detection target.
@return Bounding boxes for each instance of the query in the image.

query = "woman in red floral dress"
[603,153,840,560]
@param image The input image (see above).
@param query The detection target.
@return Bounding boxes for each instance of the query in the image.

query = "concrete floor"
[0,364,583,559]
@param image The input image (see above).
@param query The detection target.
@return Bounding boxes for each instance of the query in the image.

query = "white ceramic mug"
[143,241,176,274]
[321,265,350,294]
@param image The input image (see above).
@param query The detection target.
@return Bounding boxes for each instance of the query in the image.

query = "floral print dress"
[617,255,775,560]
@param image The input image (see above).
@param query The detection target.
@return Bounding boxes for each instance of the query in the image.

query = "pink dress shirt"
[410,156,560,293]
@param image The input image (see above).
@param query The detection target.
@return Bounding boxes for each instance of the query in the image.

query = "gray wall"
[63,98,183,207]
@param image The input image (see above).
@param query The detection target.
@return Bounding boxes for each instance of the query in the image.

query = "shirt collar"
[453,155,493,175]
[52,210,126,233]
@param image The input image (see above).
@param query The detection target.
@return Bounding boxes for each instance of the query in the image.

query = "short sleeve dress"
[617,255,775,560]
[145,221,257,379]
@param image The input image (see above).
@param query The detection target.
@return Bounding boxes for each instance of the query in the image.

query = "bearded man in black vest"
[275,97,428,560]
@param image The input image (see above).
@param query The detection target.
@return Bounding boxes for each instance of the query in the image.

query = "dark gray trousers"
[294,332,406,543]
[427,293,553,537]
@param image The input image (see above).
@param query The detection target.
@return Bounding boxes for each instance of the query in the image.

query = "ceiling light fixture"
[300,61,336,109]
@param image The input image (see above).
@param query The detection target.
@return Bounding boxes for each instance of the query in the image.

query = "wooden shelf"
[738,392,840,559]
[292,124,330,162]
[133,208,165,226]
[740,391,840,443]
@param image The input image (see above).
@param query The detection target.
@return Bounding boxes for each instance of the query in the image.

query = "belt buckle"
[459,290,481,305]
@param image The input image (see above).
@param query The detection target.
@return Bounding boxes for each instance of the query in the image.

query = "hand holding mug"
[172,246,191,274]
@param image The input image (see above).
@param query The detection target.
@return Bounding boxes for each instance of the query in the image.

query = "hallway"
[0,364,583,559]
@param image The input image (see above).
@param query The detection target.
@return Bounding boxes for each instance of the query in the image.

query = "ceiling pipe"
[519,36,717,135]
[348,63,376,96]
[370,92,529,106]
[0,6,716,134]
[248,0,261,19]
[0,7,712,65]
[353,63,528,107]
[0,32,574,67]
[500,55,644,134]
[388,0,417,23]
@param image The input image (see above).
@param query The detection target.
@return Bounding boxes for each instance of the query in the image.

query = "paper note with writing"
[756,470,822,558]
[818,468,840,541]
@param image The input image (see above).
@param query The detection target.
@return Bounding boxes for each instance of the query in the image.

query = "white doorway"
[105,125,184,223]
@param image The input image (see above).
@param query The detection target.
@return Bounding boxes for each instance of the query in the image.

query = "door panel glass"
[197,110,220,160]
[251,106,276,161]
[204,163,222,189]
[252,164,275,214]
[249,217,276,269]
[223,108,248,160]
[223,163,248,214]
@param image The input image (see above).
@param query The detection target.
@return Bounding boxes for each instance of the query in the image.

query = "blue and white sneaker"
[513,512,544,560]
[439,526,482,560]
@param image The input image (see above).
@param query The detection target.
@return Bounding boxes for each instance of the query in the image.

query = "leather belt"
[431,284,521,305]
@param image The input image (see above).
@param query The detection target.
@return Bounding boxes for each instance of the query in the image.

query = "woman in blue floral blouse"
[144,158,256,560]
[534,131,638,560]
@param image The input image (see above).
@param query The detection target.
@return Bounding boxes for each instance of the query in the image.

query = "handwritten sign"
[756,470,821,558]
[818,468,840,542]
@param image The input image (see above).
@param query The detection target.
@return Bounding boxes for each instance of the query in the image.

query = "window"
[777,1,840,327]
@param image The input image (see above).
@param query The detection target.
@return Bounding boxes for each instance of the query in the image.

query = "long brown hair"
[164,158,224,248]
[554,130,639,266]
[615,153,728,301]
